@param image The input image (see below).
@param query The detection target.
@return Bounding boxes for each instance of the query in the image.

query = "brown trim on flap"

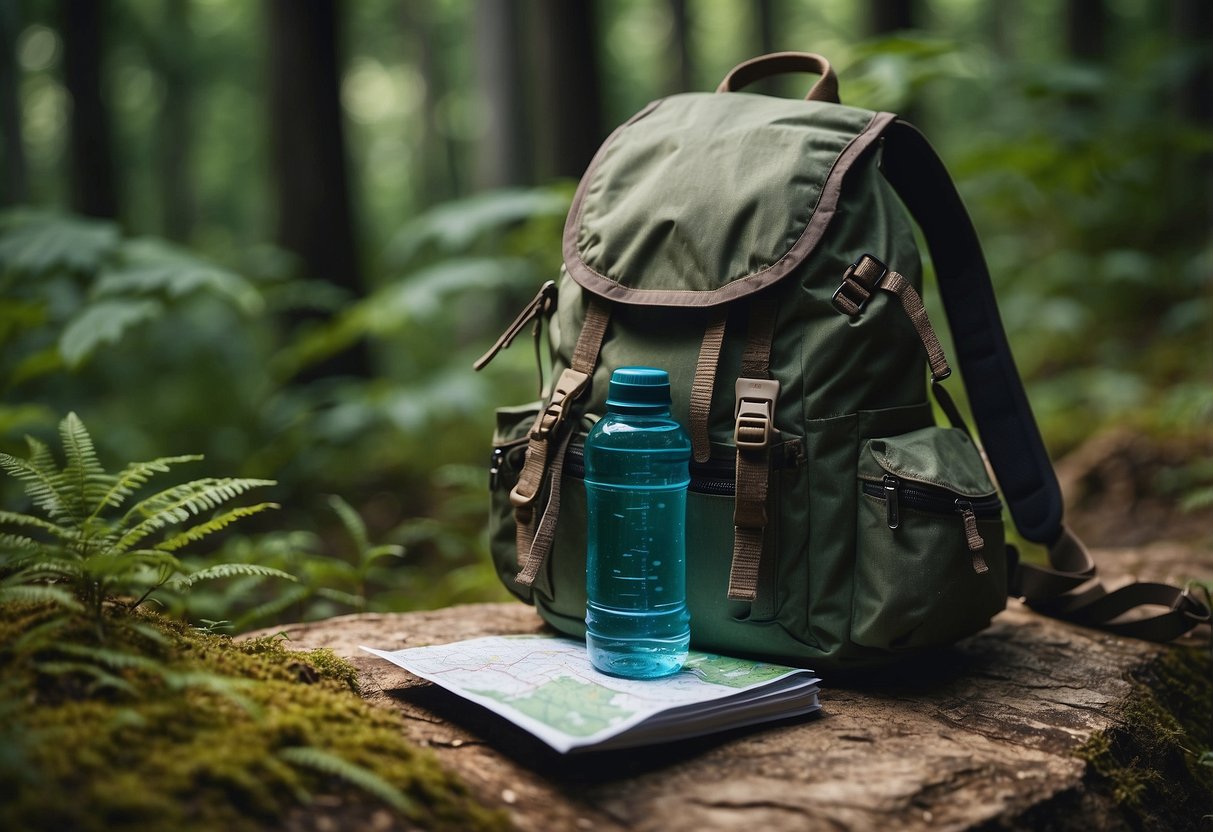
[562,109,899,308]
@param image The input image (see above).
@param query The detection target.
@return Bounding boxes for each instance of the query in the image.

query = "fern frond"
[0,451,75,522]
[57,412,111,512]
[5,557,84,582]
[278,747,417,816]
[35,661,138,696]
[0,584,83,612]
[159,669,259,714]
[0,510,73,540]
[57,643,164,673]
[91,454,204,518]
[83,549,181,583]
[155,502,279,553]
[363,544,406,566]
[328,495,369,555]
[25,434,57,476]
[170,562,295,591]
[116,478,275,553]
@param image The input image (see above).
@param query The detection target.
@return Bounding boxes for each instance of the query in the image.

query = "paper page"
[362,635,819,753]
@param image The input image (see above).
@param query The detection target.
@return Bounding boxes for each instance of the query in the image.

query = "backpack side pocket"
[851,426,1007,650]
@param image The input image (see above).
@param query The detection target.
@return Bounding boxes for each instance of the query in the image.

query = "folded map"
[362,635,821,754]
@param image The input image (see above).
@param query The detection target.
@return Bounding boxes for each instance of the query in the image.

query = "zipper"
[862,474,1001,573]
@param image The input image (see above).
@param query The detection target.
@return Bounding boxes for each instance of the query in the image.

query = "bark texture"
[255,545,1212,831]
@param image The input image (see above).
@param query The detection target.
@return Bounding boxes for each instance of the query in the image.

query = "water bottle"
[584,366,691,679]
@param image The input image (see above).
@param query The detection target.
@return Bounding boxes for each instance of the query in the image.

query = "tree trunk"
[403,2,460,203]
[0,0,28,206]
[1065,0,1106,62]
[61,0,119,219]
[473,0,532,189]
[266,0,367,377]
[867,0,915,36]
[157,0,193,241]
[530,0,604,181]
[1172,0,1213,234]
[667,0,693,95]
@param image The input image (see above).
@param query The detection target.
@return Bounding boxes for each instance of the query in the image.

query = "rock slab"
[259,548,1211,831]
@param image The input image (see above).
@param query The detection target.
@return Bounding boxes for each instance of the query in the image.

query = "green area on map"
[682,653,791,687]
[470,678,632,737]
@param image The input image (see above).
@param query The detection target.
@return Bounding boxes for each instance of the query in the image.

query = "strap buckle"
[734,378,780,451]
[509,367,590,509]
[531,367,590,441]
[832,254,888,316]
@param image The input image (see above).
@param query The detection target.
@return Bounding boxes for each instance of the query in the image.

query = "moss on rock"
[0,603,511,832]
[1076,644,1213,829]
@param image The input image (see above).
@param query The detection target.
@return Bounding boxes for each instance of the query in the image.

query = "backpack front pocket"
[851,425,1007,650]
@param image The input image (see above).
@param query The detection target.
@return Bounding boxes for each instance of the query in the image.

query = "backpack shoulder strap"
[878,119,1209,642]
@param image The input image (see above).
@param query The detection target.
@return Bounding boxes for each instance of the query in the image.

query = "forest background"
[1,0,1210,633]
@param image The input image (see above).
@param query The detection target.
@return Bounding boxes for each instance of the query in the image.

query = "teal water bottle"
[584,367,691,679]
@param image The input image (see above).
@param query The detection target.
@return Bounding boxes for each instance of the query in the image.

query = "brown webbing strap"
[878,271,951,382]
[512,297,611,587]
[515,428,576,586]
[728,296,779,602]
[689,308,728,464]
[832,254,950,381]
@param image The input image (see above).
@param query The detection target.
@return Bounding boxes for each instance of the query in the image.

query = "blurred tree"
[61,0,120,219]
[867,0,914,37]
[756,0,776,55]
[1065,0,1106,62]
[404,2,461,202]
[668,0,693,94]
[474,0,532,189]
[1172,0,1213,232]
[0,1,27,205]
[154,0,195,241]
[531,0,604,180]
[267,0,366,377]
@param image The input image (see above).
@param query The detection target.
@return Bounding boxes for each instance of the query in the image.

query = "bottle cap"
[606,367,672,413]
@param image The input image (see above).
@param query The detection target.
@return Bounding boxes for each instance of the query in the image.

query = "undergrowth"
[0,603,510,832]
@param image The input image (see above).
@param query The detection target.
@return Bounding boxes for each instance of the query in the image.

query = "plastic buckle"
[831,254,888,316]
[532,367,590,440]
[734,378,780,451]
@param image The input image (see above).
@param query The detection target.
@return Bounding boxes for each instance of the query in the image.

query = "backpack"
[475,52,1209,671]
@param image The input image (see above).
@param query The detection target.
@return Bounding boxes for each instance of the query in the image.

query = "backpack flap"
[562,93,895,308]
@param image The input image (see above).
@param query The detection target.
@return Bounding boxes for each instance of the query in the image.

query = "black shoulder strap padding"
[878,120,1063,546]
[879,119,1211,643]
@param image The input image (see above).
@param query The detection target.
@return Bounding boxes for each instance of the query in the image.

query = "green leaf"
[0,212,120,275]
[0,510,73,539]
[90,455,204,518]
[155,502,279,553]
[384,187,569,267]
[59,299,164,368]
[328,495,368,556]
[0,584,83,612]
[35,661,138,695]
[279,747,418,816]
[0,451,74,522]
[57,412,112,512]
[117,478,276,553]
[170,562,296,591]
[97,238,263,315]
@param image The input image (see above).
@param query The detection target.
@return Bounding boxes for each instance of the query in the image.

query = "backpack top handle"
[715,52,840,104]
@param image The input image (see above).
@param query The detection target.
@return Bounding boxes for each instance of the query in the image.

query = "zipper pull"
[473,280,558,372]
[883,474,900,529]
[955,499,989,573]
[490,447,506,490]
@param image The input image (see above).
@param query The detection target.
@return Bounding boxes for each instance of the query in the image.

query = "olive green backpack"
[476,53,1209,671]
